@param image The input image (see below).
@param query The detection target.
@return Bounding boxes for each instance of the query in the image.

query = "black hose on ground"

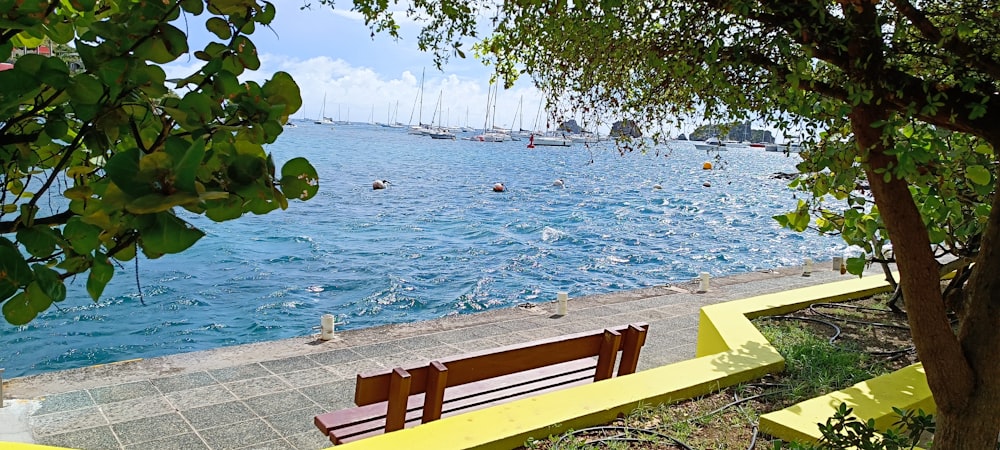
[551,426,694,449]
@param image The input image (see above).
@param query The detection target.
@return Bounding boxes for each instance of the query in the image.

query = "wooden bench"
[314,322,649,445]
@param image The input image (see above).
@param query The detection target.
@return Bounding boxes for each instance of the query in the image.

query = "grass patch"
[759,321,896,405]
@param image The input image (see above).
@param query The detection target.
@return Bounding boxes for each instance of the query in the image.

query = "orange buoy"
[702,162,713,170]
[493,183,506,192]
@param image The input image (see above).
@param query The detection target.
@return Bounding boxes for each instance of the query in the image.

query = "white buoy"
[832,256,843,272]
[553,179,565,188]
[803,258,813,277]
[557,292,569,316]
[320,314,336,340]
[653,184,663,190]
[698,272,710,292]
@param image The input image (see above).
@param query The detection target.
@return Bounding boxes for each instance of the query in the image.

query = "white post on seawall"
[557,292,569,316]
[698,272,710,292]
[320,314,336,340]
[832,256,843,271]
[803,258,813,277]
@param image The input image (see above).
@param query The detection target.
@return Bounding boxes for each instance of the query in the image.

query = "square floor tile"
[225,375,293,399]
[296,380,354,410]
[182,400,255,430]
[262,406,326,437]
[285,431,333,450]
[199,418,281,450]
[307,348,363,366]
[245,390,318,417]
[124,432,209,450]
[209,363,272,383]
[260,356,320,374]
[36,425,119,450]
[89,381,159,405]
[278,368,339,389]
[387,335,446,350]
[31,390,95,416]
[100,395,174,424]
[240,439,296,450]
[31,407,108,437]
[151,371,217,394]
[165,384,238,411]
[111,412,193,446]
[351,342,407,358]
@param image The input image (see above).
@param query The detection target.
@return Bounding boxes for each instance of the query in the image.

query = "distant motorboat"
[694,137,727,151]
[429,130,456,140]
[408,124,434,136]
[570,132,600,144]
[769,143,801,153]
[471,132,508,142]
[530,133,572,147]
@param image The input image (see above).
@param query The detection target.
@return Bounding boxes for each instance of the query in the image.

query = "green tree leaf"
[140,213,205,255]
[32,265,66,302]
[63,217,103,254]
[0,247,32,301]
[2,293,37,326]
[966,165,991,186]
[86,254,114,301]
[280,157,319,201]
[16,225,59,258]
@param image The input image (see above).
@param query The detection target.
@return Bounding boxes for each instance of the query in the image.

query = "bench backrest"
[354,322,648,432]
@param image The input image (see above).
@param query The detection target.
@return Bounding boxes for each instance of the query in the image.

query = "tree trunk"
[842,1,999,444]
[851,104,1000,447]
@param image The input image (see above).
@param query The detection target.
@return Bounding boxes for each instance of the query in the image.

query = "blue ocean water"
[0,124,847,378]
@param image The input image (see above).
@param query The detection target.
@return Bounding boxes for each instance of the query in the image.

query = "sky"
[164,3,555,131]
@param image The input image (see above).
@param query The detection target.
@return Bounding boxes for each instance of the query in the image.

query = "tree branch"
[888,0,1000,80]
[0,209,74,233]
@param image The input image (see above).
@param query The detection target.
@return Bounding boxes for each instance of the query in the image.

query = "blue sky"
[166,3,551,130]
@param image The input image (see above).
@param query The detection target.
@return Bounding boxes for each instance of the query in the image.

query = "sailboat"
[471,84,508,142]
[428,90,455,140]
[314,93,334,125]
[335,104,350,125]
[408,69,434,135]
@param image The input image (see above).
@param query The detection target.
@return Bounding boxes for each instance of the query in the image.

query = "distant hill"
[558,119,584,133]
[690,122,774,142]
[610,120,642,138]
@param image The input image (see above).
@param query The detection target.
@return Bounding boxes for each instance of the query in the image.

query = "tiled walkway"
[3,266,856,449]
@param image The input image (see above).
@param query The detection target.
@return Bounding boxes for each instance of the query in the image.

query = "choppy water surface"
[1,124,846,377]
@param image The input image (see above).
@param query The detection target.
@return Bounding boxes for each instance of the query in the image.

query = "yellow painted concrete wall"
[332,273,934,449]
